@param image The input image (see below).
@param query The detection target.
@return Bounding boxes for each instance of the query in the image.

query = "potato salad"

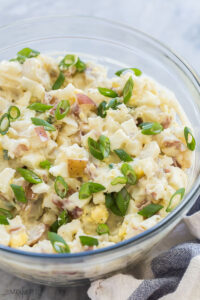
[0,48,195,254]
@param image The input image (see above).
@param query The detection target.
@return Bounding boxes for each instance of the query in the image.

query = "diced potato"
[68,159,88,178]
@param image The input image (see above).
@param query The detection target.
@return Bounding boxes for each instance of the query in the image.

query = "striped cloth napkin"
[88,200,200,300]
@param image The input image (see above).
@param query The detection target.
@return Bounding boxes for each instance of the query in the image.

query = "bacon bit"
[172,157,181,168]
[35,127,48,142]
[164,168,170,173]
[136,117,143,126]
[50,96,59,105]
[71,103,80,117]
[69,207,83,219]
[161,116,172,129]
[163,140,181,150]
[52,198,64,209]
[151,192,157,199]
[136,199,150,209]
[9,226,21,233]
[25,184,38,201]
[68,188,76,197]
[76,93,96,106]
[14,144,29,157]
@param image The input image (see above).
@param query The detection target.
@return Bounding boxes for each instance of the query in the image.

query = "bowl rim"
[0,15,199,259]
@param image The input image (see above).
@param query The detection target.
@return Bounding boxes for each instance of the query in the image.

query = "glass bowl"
[0,16,199,286]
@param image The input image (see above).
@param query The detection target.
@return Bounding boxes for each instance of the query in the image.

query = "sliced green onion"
[0,113,10,135]
[96,223,109,235]
[0,215,9,225]
[31,117,56,131]
[17,168,42,184]
[46,115,54,124]
[115,68,142,77]
[55,100,70,120]
[123,76,134,104]
[8,106,20,120]
[50,210,70,233]
[54,176,68,199]
[99,135,110,158]
[139,122,163,135]
[75,57,86,72]
[59,54,77,71]
[52,71,65,90]
[114,149,133,162]
[97,101,107,118]
[39,160,52,170]
[10,48,40,64]
[166,188,185,212]
[97,99,121,118]
[48,232,70,253]
[138,203,163,218]
[0,208,13,219]
[98,87,118,98]
[111,176,127,185]
[79,182,105,199]
[107,98,121,110]
[3,149,9,160]
[0,208,13,225]
[79,235,99,246]
[88,137,104,160]
[105,188,130,217]
[121,163,137,185]
[105,193,123,216]
[184,127,196,151]
[27,103,53,112]
[10,184,27,203]
[115,187,130,216]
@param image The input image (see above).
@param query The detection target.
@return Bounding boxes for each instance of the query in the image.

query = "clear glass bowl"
[0,16,199,286]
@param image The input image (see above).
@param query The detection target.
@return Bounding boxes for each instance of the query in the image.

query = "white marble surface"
[0,0,199,299]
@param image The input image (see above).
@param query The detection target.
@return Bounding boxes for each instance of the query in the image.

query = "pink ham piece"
[35,127,48,142]
[76,93,96,106]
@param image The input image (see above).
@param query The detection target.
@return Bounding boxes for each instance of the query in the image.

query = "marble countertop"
[0,0,199,299]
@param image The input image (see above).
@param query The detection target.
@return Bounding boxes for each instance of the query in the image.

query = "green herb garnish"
[48,232,70,253]
[98,87,118,98]
[138,203,163,218]
[0,113,10,135]
[54,176,68,199]
[166,188,185,212]
[10,48,40,64]
[50,210,70,233]
[79,182,105,199]
[0,208,13,225]
[28,103,53,112]
[39,160,52,170]
[114,149,133,162]
[88,135,110,160]
[121,163,137,185]
[139,122,163,135]
[59,54,86,73]
[55,100,70,120]
[52,71,65,90]
[184,127,196,151]
[17,168,42,184]
[79,236,99,246]
[105,188,130,216]
[31,117,56,131]
[115,68,142,77]
[8,106,20,120]
[96,223,109,235]
[111,176,127,185]
[10,184,27,203]
[123,76,134,104]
